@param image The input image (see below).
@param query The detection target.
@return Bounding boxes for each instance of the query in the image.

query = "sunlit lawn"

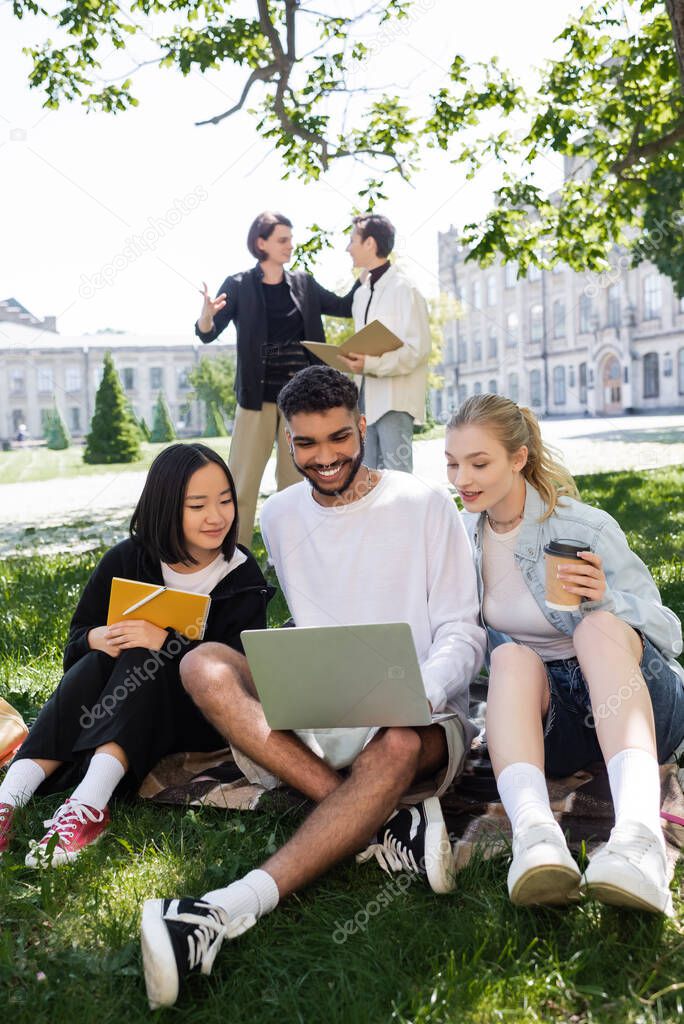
[0,466,682,1023]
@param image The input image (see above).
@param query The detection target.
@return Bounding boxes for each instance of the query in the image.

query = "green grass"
[0,438,230,485]
[0,467,683,1023]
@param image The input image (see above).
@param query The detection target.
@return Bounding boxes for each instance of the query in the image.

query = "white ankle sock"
[497,762,557,835]
[0,759,46,807]
[203,869,280,921]
[607,747,663,842]
[69,752,126,811]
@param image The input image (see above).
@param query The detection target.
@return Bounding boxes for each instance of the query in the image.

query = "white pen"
[121,586,167,617]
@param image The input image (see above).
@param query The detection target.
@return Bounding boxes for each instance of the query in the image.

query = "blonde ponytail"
[447,394,580,519]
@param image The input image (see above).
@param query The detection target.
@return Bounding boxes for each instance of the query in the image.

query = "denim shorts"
[543,635,684,778]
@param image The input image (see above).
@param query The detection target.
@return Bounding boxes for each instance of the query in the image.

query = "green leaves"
[11,0,684,291]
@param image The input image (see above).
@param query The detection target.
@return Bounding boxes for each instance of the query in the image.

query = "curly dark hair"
[277,365,359,420]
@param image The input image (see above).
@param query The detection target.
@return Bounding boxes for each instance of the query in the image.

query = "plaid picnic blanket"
[138,745,684,880]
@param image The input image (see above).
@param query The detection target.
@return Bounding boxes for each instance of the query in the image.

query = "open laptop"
[240,622,456,730]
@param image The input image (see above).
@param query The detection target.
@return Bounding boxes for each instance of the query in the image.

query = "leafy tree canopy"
[12,0,684,291]
[189,354,237,421]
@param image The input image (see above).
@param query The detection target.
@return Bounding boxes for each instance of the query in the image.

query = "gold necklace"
[486,507,524,529]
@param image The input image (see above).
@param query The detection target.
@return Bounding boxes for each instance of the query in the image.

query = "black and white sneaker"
[357,796,456,894]
[141,897,255,1009]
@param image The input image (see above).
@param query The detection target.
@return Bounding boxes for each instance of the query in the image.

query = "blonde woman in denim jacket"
[446,393,684,915]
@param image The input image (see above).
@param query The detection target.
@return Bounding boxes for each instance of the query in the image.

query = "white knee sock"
[607,748,663,842]
[69,752,126,811]
[497,762,557,835]
[0,759,46,807]
[203,869,280,922]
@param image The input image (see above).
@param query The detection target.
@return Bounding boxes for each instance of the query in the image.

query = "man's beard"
[293,435,366,498]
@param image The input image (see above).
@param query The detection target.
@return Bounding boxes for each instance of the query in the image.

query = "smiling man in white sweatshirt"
[340,213,431,473]
[140,366,485,1011]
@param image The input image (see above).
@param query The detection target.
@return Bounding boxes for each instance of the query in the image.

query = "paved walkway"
[1,413,683,532]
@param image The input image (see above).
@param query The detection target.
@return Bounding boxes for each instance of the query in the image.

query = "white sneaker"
[581,820,673,916]
[508,821,581,906]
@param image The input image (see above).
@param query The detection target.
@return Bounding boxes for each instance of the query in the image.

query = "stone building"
[433,230,684,419]
[0,299,235,442]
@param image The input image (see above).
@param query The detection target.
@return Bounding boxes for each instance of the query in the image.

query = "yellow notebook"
[107,577,211,641]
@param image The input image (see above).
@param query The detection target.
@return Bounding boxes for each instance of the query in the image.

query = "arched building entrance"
[598,353,622,414]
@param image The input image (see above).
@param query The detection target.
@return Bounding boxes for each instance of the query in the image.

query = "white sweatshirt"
[351,265,431,425]
[259,472,485,765]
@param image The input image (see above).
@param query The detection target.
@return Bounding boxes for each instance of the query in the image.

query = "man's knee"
[180,642,245,700]
[357,727,422,776]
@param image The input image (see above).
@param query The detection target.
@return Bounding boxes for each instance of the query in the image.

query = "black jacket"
[63,538,274,672]
[194,264,358,410]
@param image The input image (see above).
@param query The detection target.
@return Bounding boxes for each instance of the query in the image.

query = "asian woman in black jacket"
[0,443,273,866]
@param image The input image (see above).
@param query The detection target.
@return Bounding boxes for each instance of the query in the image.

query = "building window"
[643,274,662,320]
[177,367,191,391]
[552,262,563,275]
[530,304,543,342]
[569,366,576,389]
[65,366,82,393]
[528,263,541,282]
[643,352,659,398]
[679,295,684,314]
[607,284,620,327]
[678,348,684,394]
[472,328,482,363]
[37,365,54,394]
[488,330,498,359]
[69,407,81,432]
[486,276,497,307]
[473,382,482,395]
[122,367,136,392]
[505,262,518,289]
[9,368,25,395]
[150,366,164,391]
[458,338,468,364]
[488,379,497,394]
[507,372,519,403]
[579,294,593,334]
[12,410,25,433]
[529,369,542,407]
[553,365,566,405]
[579,362,587,403]
[472,281,481,310]
[506,311,518,346]
[458,384,468,405]
[552,300,566,339]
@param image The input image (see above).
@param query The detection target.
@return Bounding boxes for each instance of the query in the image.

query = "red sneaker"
[25,798,110,867]
[0,802,14,854]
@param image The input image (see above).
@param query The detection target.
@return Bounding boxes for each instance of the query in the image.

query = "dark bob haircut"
[247,211,293,261]
[130,443,239,566]
[352,213,395,259]
[277,365,359,420]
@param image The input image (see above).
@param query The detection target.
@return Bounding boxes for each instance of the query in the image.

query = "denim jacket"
[463,480,684,683]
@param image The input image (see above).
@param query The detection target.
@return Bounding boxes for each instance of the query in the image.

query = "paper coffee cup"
[543,539,590,610]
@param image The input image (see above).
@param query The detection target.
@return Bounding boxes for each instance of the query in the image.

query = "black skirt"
[16,648,226,797]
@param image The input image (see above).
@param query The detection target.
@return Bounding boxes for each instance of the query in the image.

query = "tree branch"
[612,116,684,175]
[665,0,684,93]
[195,64,278,126]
